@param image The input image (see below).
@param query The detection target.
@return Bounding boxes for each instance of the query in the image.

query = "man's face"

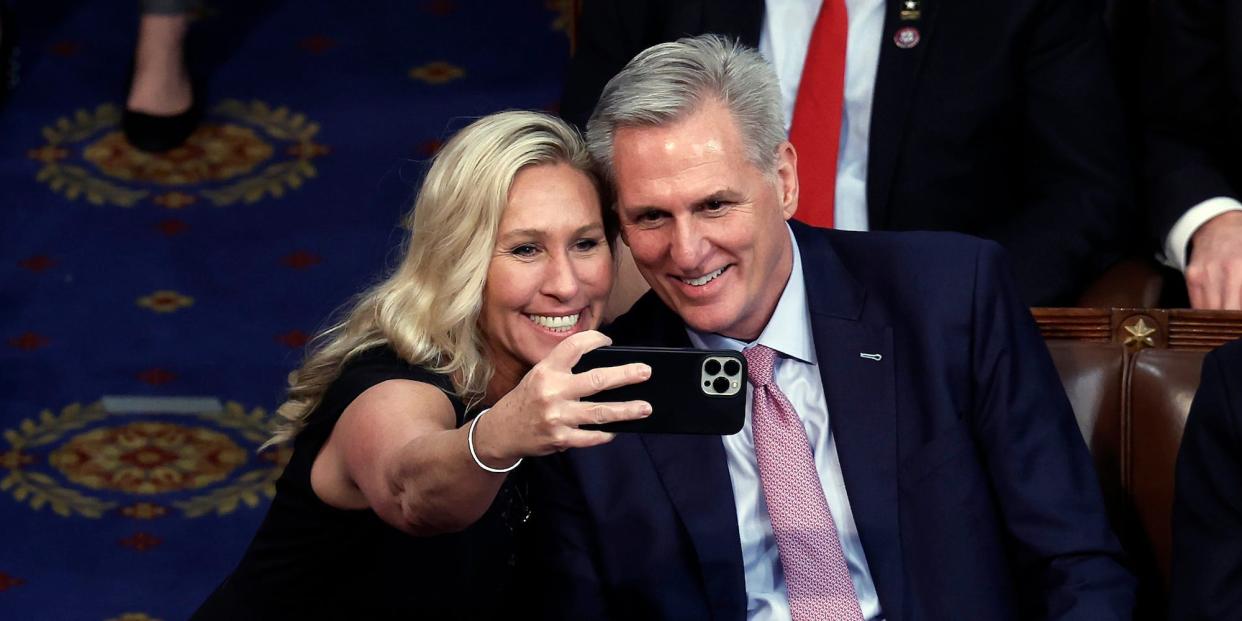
[612,99,798,341]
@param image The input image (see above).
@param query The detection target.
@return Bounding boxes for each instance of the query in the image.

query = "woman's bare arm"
[310,331,652,536]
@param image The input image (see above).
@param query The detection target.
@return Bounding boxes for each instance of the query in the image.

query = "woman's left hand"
[471,330,652,467]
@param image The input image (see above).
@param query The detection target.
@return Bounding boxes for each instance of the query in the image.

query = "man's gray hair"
[585,34,786,181]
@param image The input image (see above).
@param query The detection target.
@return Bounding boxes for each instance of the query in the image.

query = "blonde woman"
[192,111,651,619]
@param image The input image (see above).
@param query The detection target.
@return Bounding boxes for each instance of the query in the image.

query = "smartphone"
[573,346,747,435]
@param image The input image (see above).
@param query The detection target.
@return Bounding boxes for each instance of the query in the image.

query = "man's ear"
[775,142,798,220]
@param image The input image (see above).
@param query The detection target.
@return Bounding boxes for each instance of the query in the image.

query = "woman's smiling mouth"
[525,312,582,332]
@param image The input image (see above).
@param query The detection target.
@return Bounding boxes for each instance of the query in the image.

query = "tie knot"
[743,344,778,387]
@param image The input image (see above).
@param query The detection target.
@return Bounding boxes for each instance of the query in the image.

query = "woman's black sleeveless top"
[192,346,529,620]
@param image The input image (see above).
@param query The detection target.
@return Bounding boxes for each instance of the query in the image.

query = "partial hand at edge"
[472,330,652,467]
[1187,210,1242,310]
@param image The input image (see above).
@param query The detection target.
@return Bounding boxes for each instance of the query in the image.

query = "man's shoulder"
[798,224,1006,280]
[792,224,1016,319]
[812,226,997,260]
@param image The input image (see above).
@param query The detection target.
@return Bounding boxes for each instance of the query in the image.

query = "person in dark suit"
[525,35,1135,619]
[1170,338,1242,619]
[1145,0,1242,310]
[563,0,1130,307]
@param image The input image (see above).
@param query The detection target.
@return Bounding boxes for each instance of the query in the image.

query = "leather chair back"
[1037,307,1238,617]
[1046,341,1126,503]
[1126,349,1205,586]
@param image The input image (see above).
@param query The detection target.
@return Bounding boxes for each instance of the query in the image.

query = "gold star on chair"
[1123,317,1157,350]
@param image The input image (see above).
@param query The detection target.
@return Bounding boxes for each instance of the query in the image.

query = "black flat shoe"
[122,99,202,153]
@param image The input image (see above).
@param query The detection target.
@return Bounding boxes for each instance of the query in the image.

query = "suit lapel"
[793,223,904,620]
[616,296,748,619]
[867,0,941,228]
[641,433,748,620]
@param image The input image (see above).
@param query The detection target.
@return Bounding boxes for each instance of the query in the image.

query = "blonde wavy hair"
[265,110,608,447]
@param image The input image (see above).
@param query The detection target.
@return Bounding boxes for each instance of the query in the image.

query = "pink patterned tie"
[743,344,864,621]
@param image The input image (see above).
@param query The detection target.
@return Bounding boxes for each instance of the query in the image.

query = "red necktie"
[744,345,864,620]
[789,0,848,229]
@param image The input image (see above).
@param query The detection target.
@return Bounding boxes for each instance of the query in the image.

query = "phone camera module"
[701,355,744,396]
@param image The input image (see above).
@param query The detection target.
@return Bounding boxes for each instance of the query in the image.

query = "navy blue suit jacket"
[526,222,1134,620]
[560,0,1129,306]
[1170,338,1242,620]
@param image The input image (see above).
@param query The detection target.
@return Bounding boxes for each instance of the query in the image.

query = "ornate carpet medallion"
[1,401,292,518]
[83,125,274,185]
[50,422,246,494]
[27,99,329,207]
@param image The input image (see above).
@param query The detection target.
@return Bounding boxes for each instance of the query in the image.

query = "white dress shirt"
[759,0,885,232]
[1161,197,1242,271]
[687,226,884,620]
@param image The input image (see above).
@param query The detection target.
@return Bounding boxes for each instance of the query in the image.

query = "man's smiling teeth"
[680,266,727,287]
[527,313,580,332]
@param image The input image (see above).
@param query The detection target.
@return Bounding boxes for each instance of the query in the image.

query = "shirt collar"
[686,225,817,365]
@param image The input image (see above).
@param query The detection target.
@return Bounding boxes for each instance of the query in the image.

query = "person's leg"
[127,11,191,116]
[124,0,199,152]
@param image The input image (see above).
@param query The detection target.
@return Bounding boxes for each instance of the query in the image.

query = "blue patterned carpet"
[0,1,571,618]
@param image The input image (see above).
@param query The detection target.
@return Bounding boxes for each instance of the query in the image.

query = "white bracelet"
[467,408,522,474]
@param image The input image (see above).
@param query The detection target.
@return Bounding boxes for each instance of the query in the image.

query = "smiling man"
[610,95,795,342]
[526,35,1135,620]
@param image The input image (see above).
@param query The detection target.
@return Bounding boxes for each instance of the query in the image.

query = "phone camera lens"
[723,359,741,376]
[704,359,722,375]
[713,377,730,393]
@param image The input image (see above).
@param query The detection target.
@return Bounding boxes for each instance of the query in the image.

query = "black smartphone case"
[572,346,747,435]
